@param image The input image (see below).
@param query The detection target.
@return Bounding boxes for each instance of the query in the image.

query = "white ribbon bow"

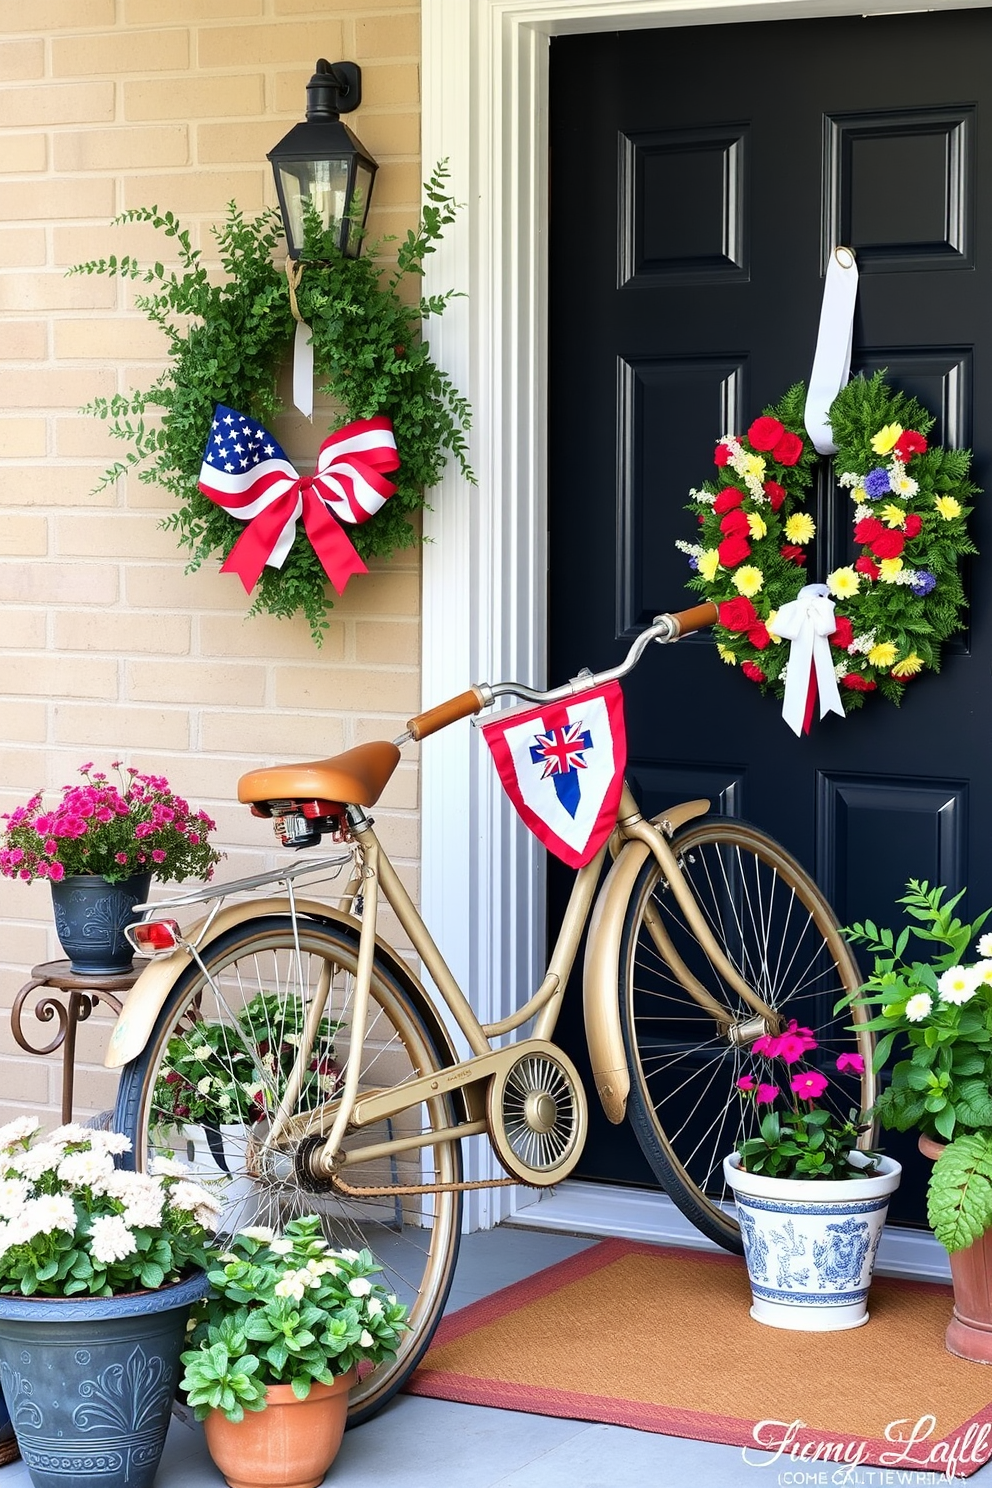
[773,583,846,736]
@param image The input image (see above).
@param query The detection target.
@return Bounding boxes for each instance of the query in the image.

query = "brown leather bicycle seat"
[237,741,401,809]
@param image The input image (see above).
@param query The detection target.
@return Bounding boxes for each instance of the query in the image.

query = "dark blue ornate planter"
[49,873,152,975]
[0,1270,209,1488]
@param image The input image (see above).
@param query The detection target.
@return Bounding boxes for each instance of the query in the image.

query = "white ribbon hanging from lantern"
[773,584,846,737]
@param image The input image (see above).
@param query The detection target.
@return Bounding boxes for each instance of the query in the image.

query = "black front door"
[548,8,992,1225]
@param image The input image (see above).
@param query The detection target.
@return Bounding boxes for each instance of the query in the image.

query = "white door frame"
[419,0,989,1230]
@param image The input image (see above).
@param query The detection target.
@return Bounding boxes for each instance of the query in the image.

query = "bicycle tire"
[113,915,462,1425]
[618,817,874,1252]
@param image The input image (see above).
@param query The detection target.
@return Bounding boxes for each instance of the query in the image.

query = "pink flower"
[755,1083,779,1105]
[115,852,129,865]
[44,839,58,856]
[752,1034,779,1057]
[188,833,200,845]
[790,1070,829,1101]
[736,1075,756,1091]
[134,822,154,839]
[151,849,167,864]
[775,1020,819,1065]
[836,1052,865,1075]
[95,807,113,824]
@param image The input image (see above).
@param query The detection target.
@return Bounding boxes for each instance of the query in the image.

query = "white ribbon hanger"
[804,246,858,456]
[773,584,846,737]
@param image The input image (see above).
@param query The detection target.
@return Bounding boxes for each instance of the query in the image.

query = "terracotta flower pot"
[920,1134,992,1364]
[202,1371,356,1488]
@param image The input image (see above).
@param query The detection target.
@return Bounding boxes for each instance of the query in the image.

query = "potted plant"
[843,878,992,1361]
[723,1021,901,1331]
[0,762,221,975]
[152,993,341,1234]
[180,1215,408,1488]
[0,1117,220,1488]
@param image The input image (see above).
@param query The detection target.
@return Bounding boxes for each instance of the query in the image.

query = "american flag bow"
[481,681,627,868]
[197,405,400,595]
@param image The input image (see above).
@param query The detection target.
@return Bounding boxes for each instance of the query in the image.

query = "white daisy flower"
[348,1277,372,1298]
[977,934,992,958]
[938,965,982,1005]
[57,1150,115,1193]
[149,1156,191,1179]
[905,992,933,1022]
[0,1178,30,1219]
[268,1237,294,1256]
[0,1117,40,1151]
[10,1144,64,1180]
[238,1225,275,1243]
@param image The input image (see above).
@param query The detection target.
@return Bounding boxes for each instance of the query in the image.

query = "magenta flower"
[790,1070,829,1101]
[755,1083,779,1105]
[115,852,129,865]
[134,822,154,839]
[151,849,167,864]
[736,1075,756,1091]
[836,1052,865,1075]
[752,1033,780,1057]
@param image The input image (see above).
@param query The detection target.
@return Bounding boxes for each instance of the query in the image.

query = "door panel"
[548,9,992,1224]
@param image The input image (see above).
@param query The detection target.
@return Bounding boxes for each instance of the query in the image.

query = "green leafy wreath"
[680,373,979,709]
[69,163,473,643]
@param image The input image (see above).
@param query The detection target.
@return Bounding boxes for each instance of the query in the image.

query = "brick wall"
[0,0,424,1126]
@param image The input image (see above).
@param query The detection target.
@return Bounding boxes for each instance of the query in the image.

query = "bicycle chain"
[329,1172,528,1197]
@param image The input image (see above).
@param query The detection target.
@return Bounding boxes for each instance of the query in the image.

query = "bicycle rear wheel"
[618,817,874,1252]
[113,915,462,1424]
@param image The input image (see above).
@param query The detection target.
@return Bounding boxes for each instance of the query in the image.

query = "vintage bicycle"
[106,604,874,1422]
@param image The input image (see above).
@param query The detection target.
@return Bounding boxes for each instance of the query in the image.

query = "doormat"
[406,1238,992,1478]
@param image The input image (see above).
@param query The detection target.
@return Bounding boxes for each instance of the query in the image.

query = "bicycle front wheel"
[618,817,874,1252]
[113,916,462,1424]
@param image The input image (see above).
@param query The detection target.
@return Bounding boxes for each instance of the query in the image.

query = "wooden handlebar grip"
[670,602,719,637]
[407,686,487,741]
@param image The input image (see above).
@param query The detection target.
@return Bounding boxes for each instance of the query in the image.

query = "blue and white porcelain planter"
[723,1152,902,1332]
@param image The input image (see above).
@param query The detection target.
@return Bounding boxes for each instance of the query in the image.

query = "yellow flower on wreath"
[784,512,815,545]
[697,549,720,582]
[879,558,904,582]
[765,609,784,644]
[827,566,860,600]
[892,653,924,678]
[742,454,766,480]
[871,423,903,455]
[733,565,764,598]
[716,644,737,666]
[747,512,767,541]
[935,495,962,520]
[868,641,898,669]
[880,504,906,529]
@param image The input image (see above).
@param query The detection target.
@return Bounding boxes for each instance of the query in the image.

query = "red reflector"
[301,799,340,819]
[132,920,181,952]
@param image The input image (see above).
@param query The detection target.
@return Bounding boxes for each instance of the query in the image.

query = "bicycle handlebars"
[402,602,717,743]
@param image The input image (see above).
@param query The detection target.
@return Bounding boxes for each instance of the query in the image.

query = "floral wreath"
[679,373,979,710]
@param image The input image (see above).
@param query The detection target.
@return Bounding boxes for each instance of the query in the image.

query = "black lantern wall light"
[267,59,378,259]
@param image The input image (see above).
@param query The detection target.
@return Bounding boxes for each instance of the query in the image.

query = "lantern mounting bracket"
[307,59,362,121]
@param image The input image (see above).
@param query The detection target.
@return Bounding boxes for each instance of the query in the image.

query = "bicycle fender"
[583,799,710,1125]
[104,898,462,1082]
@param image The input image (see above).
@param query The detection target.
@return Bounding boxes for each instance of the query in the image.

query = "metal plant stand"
[10,960,139,1124]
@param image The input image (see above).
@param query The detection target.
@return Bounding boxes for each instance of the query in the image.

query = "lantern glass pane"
[275,157,351,254]
[347,162,375,254]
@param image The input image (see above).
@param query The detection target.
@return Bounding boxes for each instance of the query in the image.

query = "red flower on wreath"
[741,661,766,683]
[871,529,905,561]
[830,615,854,650]
[772,431,804,466]
[854,517,884,544]
[714,443,732,467]
[842,674,877,692]
[894,430,927,462]
[713,486,745,514]
[748,416,784,452]
[748,623,771,651]
[904,513,923,538]
[718,597,758,633]
[719,508,750,538]
[780,544,806,565]
[855,555,880,581]
[763,481,787,511]
[718,534,751,568]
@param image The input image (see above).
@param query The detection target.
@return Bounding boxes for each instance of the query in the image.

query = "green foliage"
[842,880,992,1250]
[180,1215,408,1420]
[682,371,979,710]
[70,164,474,644]
[738,1106,874,1182]
[153,991,342,1129]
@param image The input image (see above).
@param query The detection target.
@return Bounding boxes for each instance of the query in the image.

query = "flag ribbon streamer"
[773,584,846,737]
[197,406,399,596]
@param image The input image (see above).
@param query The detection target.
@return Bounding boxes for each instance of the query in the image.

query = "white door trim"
[420,0,990,1231]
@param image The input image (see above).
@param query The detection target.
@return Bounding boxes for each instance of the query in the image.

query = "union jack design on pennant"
[481,681,627,868]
